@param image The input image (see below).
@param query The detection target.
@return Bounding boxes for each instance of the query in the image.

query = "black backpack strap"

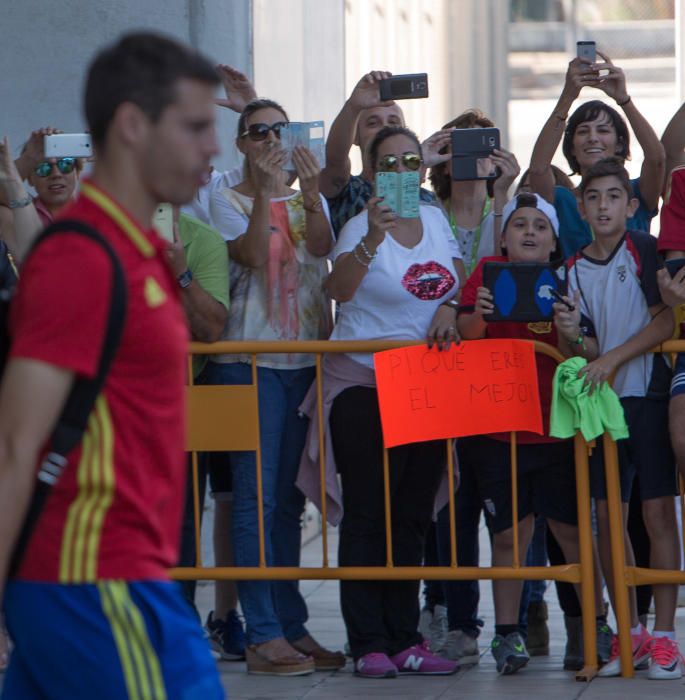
[9,220,128,575]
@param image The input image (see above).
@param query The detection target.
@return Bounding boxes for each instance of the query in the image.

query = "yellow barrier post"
[315,354,329,568]
[446,438,458,568]
[603,435,634,678]
[573,434,597,681]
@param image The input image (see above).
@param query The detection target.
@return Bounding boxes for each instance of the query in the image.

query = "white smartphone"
[44,133,93,159]
[153,203,174,242]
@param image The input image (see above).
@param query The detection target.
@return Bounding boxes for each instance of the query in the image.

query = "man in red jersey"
[0,33,224,699]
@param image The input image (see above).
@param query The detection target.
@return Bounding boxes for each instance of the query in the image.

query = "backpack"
[4,220,127,575]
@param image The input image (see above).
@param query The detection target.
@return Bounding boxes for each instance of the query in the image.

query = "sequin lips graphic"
[402,261,455,300]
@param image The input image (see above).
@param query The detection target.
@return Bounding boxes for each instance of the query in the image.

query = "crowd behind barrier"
[4,30,685,697]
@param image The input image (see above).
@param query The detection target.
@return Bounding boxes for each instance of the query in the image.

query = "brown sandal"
[245,644,315,676]
[290,640,346,671]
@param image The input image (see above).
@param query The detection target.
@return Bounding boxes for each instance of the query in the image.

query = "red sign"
[373,340,542,447]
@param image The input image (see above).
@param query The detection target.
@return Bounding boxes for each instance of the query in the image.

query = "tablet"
[482,262,568,322]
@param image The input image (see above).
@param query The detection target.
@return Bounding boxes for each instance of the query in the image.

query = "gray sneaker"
[442,630,480,666]
[490,632,530,675]
[428,604,448,654]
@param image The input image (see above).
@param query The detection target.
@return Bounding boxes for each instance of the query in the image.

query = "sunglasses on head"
[34,158,76,178]
[240,121,289,142]
[377,153,422,172]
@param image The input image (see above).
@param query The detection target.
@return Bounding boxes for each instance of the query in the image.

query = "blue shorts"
[671,352,685,397]
[2,580,224,700]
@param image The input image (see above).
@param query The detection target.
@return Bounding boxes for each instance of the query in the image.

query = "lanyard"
[448,197,492,276]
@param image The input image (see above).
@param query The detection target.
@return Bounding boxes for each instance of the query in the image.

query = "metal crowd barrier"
[169,340,600,681]
[603,340,685,679]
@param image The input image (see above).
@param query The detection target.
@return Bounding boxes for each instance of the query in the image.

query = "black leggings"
[330,386,446,659]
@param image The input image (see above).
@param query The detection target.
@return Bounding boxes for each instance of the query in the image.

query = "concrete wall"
[344,0,510,173]
[252,0,346,157]
[0,0,251,170]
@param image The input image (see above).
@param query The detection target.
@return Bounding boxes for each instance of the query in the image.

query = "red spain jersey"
[459,256,560,444]
[10,180,189,582]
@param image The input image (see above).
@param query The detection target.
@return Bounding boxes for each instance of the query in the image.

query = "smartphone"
[450,128,500,181]
[279,121,326,170]
[153,203,174,242]
[44,133,93,159]
[577,41,596,63]
[379,73,429,101]
[374,171,420,218]
[665,258,685,278]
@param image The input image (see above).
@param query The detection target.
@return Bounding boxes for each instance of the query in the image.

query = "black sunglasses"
[34,158,76,178]
[240,121,289,142]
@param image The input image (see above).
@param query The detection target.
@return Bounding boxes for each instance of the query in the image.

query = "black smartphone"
[665,258,685,278]
[379,73,429,101]
[482,262,568,322]
[577,40,596,62]
[450,128,500,181]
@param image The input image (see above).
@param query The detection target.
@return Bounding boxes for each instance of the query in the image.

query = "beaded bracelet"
[359,237,377,262]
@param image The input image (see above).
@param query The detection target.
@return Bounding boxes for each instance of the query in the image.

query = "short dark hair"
[429,109,495,200]
[517,164,574,194]
[368,125,422,173]
[562,100,630,175]
[85,32,219,148]
[236,98,289,139]
[579,157,634,198]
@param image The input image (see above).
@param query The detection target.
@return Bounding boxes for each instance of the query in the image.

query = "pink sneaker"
[598,625,653,677]
[390,641,458,675]
[648,637,685,680]
[355,652,397,679]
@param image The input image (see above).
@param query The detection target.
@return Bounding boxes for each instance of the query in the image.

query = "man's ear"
[578,198,588,222]
[627,196,639,219]
[111,101,150,148]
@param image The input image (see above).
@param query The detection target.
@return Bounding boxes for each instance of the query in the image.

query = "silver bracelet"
[353,246,370,267]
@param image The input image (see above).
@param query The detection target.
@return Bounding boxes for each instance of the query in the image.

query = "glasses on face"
[34,158,76,178]
[377,153,422,173]
[240,121,289,142]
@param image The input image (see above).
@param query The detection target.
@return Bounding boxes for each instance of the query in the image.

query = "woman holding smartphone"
[322,125,465,679]
[428,109,520,275]
[208,98,343,676]
[528,50,664,258]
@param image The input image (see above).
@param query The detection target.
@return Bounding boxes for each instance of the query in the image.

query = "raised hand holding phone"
[366,196,396,249]
[349,71,394,110]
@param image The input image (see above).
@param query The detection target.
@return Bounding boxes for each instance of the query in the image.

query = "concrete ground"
[205,525,685,700]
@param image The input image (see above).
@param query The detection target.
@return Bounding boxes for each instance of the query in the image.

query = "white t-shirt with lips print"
[330,204,462,368]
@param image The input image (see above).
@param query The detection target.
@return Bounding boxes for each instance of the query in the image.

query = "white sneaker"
[442,629,480,666]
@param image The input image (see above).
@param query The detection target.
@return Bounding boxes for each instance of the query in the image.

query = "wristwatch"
[177,268,193,289]
[8,195,32,209]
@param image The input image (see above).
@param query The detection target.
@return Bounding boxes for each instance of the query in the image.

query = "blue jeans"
[204,361,314,645]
